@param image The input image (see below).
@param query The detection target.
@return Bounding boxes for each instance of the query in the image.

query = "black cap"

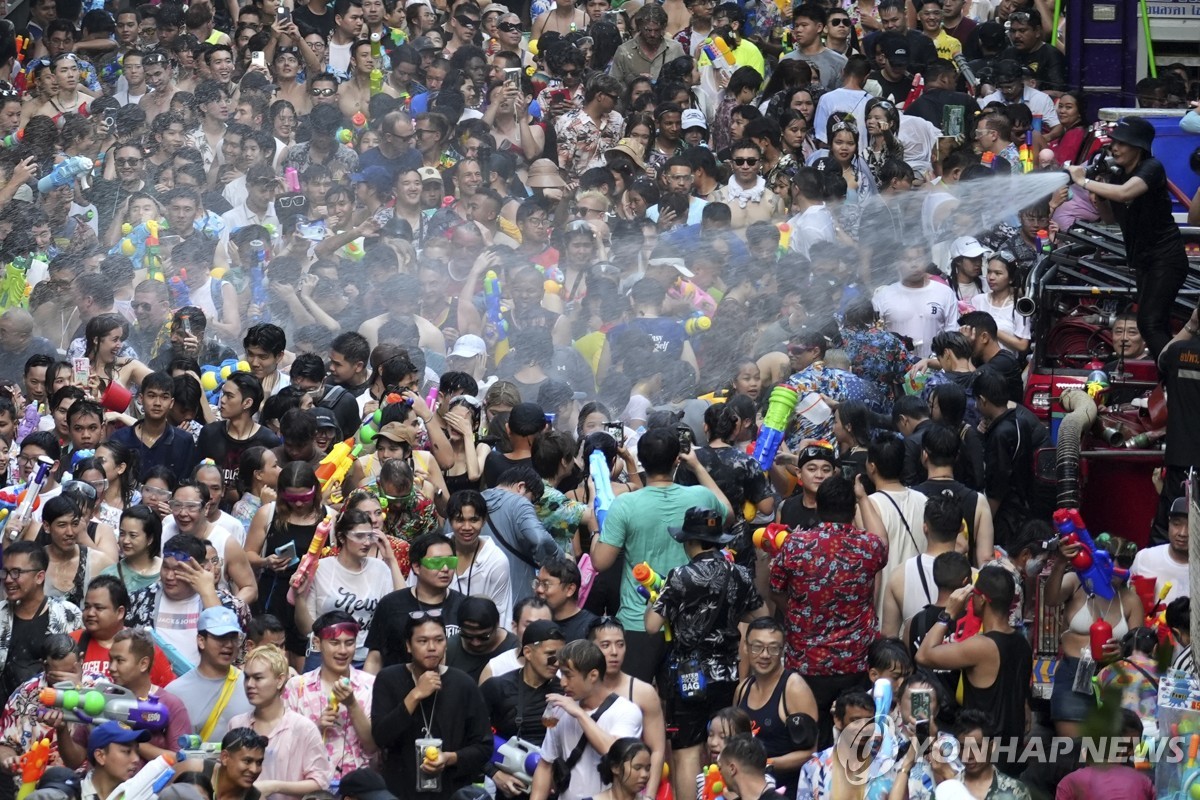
[1169,497,1188,518]
[522,619,565,647]
[37,768,82,800]
[537,379,585,412]
[669,507,734,545]
[311,407,341,436]
[879,32,908,66]
[338,769,398,800]
[508,402,549,436]
[977,21,1007,51]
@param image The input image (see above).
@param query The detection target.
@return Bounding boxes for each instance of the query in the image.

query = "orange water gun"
[17,737,50,800]
[700,765,725,800]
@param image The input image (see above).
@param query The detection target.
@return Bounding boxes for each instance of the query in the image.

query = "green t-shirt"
[599,484,723,631]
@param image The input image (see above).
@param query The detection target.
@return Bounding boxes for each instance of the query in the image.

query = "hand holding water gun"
[684,313,711,336]
[589,451,615,532]
[38,681,169,731]
[37,156,92,194]
[289,513,333,595]
[668,278,718,317]
[751,385,799,471]
[315,439,361,494]
[632,562,670,639]
[700,765,725,800]
[1051,508,1128,600]
[199,359,251,406]
[483,270,510,364]
[16,737,49,800]
[492,735,543,787]
[176,735,221,762]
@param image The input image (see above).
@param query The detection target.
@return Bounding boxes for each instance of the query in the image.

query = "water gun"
[632,562,670,639]
[981,151,996,169]
[1051,508,1128,600]
[176,735,221,762]
[589,450,615,532]
[484,270,510,365]
[492,735,542,786]
[752,523,790,558]
[1019,131,1034,174]
[7,456,51,539]
[370,68,384,95]
[102,753,176,800]
[315,439,360,493]
[0,130,24,148]
[248,239,270,323]
[16,737,49,800]
[536,263,564,296]
[0,261,31,310]
[38,681,169,731]
[669,278,718,317]
[700,38,733,75]
[1144,580,1173,645]
[16,402,40,442]
[1035,228,1051,255]
[356,393,407,446]
[684,314,711,337]
[199,359,251,406]
[952,54,978,95]
[337,112,368,144]
[288,513,333,594]
[751,385,799,471]
[776,222,790,258]
[700,765,724,800]
[168,268,191,308]
[871,678,896,760]
[1181,734,1200,799]
[339,239,365,262]
[37,156,92,194]
[902,72,924,109]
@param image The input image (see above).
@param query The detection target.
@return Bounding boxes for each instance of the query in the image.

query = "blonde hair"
[244,644,289,678]
[574,189,611,212]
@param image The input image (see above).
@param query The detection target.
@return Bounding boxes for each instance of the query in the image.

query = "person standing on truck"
[1067,116,1190,359]
[1151,305,1200,545]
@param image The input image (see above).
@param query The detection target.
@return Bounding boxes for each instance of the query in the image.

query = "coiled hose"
[1056,389,1097,509]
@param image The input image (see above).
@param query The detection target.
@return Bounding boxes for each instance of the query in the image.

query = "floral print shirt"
[769,521,886,675]
[0,672,106,768]
[841,325,917,407]
[535,482,585,553]
[282,667,376,778]
[555,108,624,181]
[784,364,883,449]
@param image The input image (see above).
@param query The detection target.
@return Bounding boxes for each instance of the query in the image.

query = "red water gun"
[752,524,790,557]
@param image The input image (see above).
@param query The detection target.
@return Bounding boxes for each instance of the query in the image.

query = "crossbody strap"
[199,667,239,742]
[878,491,932,606]
[487,517,539,569]
[562,693,619,772]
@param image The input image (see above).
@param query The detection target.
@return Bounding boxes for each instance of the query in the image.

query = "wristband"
[936,612,954,628]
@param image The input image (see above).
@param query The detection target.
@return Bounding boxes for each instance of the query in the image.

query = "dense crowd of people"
[0,0,1194,798]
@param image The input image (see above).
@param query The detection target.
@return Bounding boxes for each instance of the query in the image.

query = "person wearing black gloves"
[370,611,493,800]
[1067,116,1190,358]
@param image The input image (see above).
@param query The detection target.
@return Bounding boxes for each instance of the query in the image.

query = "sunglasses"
[226,730,269,751]
[454,14,479,26]
[310,86,336,96]
[459,628,495,643]
[828,17,850,25]
[408,608,445,620]
[316,621,361,640]
[732,157,759,166]
[115,157,142,167]
[420,555,459,571]
[498,21,521,31]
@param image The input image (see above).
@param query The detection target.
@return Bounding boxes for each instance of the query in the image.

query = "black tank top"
[963,631,1032,751]
[737,671,802,793]
[444,470,480,496]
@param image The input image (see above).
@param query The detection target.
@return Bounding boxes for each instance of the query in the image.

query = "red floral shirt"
[769,521,887,675]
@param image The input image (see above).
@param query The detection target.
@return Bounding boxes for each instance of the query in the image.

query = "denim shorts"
[1051,655,1096,722]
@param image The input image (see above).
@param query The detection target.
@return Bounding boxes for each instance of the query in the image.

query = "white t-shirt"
[787,204,836,260]
[157,594,204,666]
[328,41,352,75]
[872,280,960,357]
[447,537,513,628]
[813,87,871,144]
[1130,545,1188,604]
[541,695,643,800]
[970,292,1031,351]
[897,114,940,178]
[305,556,394,662]
[486,648,522,678]
[978,87,1060,127]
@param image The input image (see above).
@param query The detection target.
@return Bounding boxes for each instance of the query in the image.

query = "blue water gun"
[751,385,800,471]
[168,269,191,309]
[249,239,270,323]
[200,359,250,406]
[37,156,92,194]
[589,451,615,532]
[1051,508,1128,600]
[483,270,509,364]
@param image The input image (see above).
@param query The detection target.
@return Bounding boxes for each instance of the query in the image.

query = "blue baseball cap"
[88,721,150,754]
[198,606,242,637]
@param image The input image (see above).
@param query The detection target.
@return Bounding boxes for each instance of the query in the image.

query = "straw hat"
[527,158,567,188]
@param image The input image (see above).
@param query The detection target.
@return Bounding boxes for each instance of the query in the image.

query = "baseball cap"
[311,407,340,434]
[948,236,989,260]
[449,334,487,359]
[88,721,150,754]
[647,256,694,279]
[375,422,417,447]
[509,402,549,436]
[36,768,82,800]
[1169,497,1188,518]
[411,35,441,52]
[349,165,393,195]
[879,32,908,66]
[681,108,707,131]
[481,2,508,15]
[339,768,399,800]
[537,379,585,411]
[521,618,565,647]
[198,606,242,637]
[418,166,443,184]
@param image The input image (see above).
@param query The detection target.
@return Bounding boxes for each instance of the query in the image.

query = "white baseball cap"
[449,334,488,359]
[948,236,990,260]
[681,108,707,131]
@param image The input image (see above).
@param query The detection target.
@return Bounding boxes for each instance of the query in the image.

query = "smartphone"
[551,88,571,104]
[251,50,266,68]
[503,67,521,86]
[103,113,116,129]
[676,424,694,455]
[276,6,291,24]
[910,687,933,724]
[275,540,298,566]
[72,357,90,386]
[602,421,625,447]
[181,316,192,336]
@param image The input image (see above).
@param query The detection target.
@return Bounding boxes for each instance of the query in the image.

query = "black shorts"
[665,679,737,749]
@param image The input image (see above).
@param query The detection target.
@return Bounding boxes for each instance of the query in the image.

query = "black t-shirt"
[481,669,561,744]
[364,588,465,667]
[482,452,534,489]
[779,495,820,530]
[292,4,334,38]
[905,88,979,135]
[1162,339,1200,468]
[195,422,282,495]
[1000,43,1066,91]
[1111,157,1182,259]
[1,609,49,700]
[446,630,518,682]
[555,608,599,643]
[868,70,915,104]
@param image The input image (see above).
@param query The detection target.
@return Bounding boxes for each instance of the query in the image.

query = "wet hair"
[598,738,650,785]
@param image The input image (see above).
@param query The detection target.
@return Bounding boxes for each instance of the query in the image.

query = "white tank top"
[902,553,938,622]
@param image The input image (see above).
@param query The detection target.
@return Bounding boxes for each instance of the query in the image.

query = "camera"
[1085,146,1121,181]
